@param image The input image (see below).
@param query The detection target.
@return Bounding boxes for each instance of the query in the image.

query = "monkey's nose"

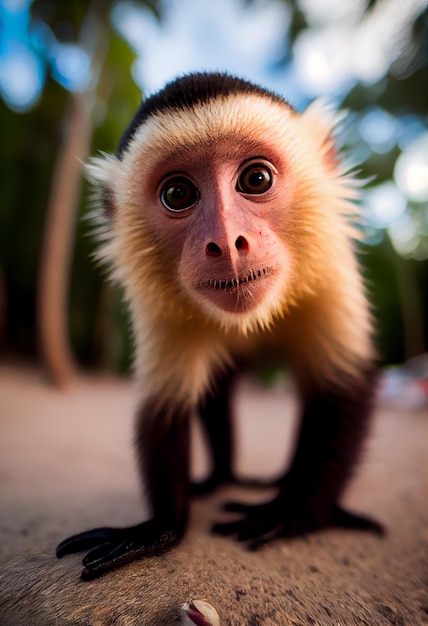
[205,236,249,257]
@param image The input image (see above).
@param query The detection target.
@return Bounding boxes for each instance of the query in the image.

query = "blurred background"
[0,0,427,395]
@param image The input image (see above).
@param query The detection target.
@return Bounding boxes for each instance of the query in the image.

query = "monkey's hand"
[212,485,384,549]
[56,520,182,580]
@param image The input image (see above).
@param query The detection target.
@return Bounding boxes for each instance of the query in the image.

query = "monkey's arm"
[56,400,190,580]
[213,369,384,546]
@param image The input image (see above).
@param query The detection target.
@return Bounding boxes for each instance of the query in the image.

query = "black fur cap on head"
[116,72,291,158]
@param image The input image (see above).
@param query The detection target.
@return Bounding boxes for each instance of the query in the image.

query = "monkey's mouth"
[199,267,273,291]
[195,266,274,314]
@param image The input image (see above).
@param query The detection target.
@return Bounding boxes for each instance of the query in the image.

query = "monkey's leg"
[213,370,384,546]
[192,370,278,495]
[56,401,190,580]
[192,370,236,494]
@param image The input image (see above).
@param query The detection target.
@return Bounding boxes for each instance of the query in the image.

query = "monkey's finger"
[211,518,248,536]
[56,527,119,558]
[82,542,115,567]
[221,500,257,514]
[332,506,385,535]
[236,515,278,543]
[81,540,140,581]
[247,526,284,551]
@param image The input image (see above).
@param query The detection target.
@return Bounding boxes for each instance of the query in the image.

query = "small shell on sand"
[180,600,220,625]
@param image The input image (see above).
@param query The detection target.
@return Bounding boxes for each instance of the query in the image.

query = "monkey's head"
[91,73,359,335]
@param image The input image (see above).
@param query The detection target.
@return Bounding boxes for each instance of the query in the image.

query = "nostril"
[206,242,222,257]
[235,235,249,252]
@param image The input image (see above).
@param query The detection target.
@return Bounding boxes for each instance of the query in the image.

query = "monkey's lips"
[196,266,274,313]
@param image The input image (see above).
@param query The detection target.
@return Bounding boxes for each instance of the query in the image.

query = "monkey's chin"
[198,284,264,314]
[195,268,276,316]
[184,264,288,333]
[192,282,282,335]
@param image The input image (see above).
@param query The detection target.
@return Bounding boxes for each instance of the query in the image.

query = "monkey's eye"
[236,163,273,195]
[160,176,199,212]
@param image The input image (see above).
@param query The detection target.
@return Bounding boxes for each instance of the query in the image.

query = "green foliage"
[0,80,69,354]
[362,240,405,365]
[92,28,142,151]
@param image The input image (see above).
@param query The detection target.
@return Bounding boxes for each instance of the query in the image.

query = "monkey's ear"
[302,100,343,170]
[99,185,116,218]
[86,154,118,218]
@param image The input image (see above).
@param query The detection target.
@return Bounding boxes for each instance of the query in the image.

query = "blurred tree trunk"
[37,0,109,387]
[0,266,6,350]
[37,94,90,387]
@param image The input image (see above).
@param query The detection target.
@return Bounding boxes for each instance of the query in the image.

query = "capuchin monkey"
[56,72,383,580]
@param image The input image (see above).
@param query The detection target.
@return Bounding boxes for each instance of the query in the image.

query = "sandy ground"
[0,361,427,625]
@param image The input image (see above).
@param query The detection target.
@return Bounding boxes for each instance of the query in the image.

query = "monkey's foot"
[212,496,384,549]
[56,520,181,580]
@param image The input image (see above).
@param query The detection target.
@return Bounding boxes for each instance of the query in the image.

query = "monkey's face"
[188,186,284,316]
[146,140,292,323]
